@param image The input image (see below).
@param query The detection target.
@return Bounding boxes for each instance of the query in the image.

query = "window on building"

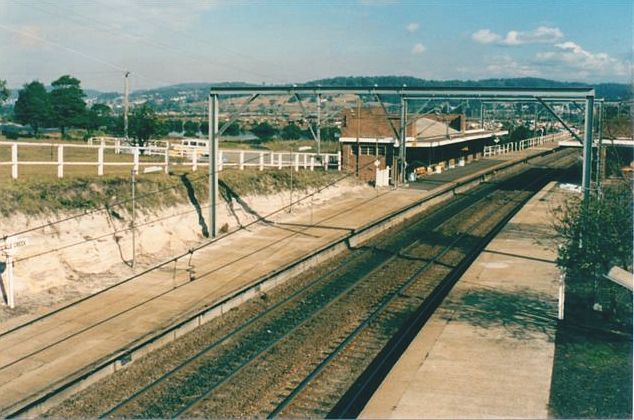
[358,144,387,156]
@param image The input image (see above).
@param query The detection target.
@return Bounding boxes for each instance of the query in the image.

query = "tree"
[129,104,158,147]
[85,103,112,132]
[222,121,241,136]
[0,79,9,103]
[251,121,278,140]
[554,184,633,322]
[50,75,86,137]
[320,126,340,141]
[281,123,303,140]
[164,119,183,134]
[199,121,209,136]
[183,120,198,137]
[14,81,51,136]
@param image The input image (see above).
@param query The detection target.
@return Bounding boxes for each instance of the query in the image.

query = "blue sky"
[1,0,632,91]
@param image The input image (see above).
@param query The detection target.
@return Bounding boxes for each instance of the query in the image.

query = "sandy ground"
[0,180,369,325]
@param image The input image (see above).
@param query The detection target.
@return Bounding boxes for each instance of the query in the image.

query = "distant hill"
[129,81,257,99]
[302,76,632,100]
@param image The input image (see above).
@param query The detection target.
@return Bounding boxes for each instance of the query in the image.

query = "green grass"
[549,321,632,418]
[549,280,633,419]
[0,136,340,181]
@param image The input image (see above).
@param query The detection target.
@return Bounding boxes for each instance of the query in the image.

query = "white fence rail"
[0,140,341,180]
[483,132,570,158]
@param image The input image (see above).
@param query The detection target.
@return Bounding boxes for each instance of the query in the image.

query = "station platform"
[360,181,566,419]
[0,144,560,415]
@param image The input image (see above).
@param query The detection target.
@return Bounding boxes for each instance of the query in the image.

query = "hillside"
[302,76,632,100]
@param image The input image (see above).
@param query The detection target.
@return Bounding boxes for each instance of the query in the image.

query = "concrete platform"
[0,144,560,415]
[360,181,567,419]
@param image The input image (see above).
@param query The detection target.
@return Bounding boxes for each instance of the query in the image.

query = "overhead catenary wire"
[30,1,285,84]
[0,22,177,88]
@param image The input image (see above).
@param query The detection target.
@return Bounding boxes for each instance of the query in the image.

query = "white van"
[172,138,209,158]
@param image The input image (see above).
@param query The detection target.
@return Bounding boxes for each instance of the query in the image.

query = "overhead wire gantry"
[207,85,596,237]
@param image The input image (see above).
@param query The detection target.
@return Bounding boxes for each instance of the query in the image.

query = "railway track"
[43,148,579,418]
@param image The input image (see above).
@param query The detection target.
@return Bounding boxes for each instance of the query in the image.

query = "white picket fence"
[0,140,341,179]
[483,132,570,157]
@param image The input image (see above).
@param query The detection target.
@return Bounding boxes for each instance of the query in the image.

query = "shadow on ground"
[443,287,557,341]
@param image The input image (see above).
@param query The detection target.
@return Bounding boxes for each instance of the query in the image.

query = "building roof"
[339,105,503,148]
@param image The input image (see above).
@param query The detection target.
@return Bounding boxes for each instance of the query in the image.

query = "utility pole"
[124,71,130,141]
[480,102,485,129]
[356,97,361,176]
[317,93,322,156]
[131,168,136,269]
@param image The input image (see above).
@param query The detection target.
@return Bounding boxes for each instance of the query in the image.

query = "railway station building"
[338,106,507,182]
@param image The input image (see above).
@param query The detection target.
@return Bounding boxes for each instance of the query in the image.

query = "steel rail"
[4,147,574,418]
[173,153,575,417]
[266,168,556,418]
[326,171,572,418]
[105,176,499,418]
[172,188,515,418]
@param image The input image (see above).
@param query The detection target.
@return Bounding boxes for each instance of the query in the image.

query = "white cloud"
[406,22,419,33]
[411,43,426,55]
[472,26,563,46]
[486,56,541,77]
[472,29,501,44]
[536,41,630,78]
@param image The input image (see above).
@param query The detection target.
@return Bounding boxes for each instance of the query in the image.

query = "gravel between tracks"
[45,151,579,418]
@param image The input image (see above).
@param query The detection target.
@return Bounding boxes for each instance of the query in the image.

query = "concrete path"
[0,144,560,414]
[361,181,567,419]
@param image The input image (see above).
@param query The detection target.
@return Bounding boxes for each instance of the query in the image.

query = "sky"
[1,0,632,92]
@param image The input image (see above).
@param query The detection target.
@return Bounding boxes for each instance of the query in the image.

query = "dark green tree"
[129,104,158,147]
[251,121,278,140]
[14,81,51,136]
[164,119,183,134]
[0,79,9,103]
[154,119,170,137]
[183,120,198,137]
[554,184,633,322]
[50,75,86,137]
[222,121,241,136]
[85,103,112,132]
[199,121,209,136]
[281,123,302,140]
[320,126,341,141]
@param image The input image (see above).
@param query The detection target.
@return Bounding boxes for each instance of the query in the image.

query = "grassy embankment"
[0,169,348,217]
[0,135,348,216]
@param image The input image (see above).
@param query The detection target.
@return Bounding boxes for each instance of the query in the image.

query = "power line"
[33,1,283,84]
[0,23,125,72]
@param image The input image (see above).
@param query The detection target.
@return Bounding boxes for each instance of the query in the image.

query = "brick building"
[339,106,506,183]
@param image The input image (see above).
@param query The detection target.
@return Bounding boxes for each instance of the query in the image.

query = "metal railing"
[0,140,342,179]
[483,132,569,157]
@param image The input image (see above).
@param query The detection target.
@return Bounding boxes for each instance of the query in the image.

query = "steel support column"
[399,96,408,184]
[208,94,219,238]
[595,101,603,187]
[582,95,594,203]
